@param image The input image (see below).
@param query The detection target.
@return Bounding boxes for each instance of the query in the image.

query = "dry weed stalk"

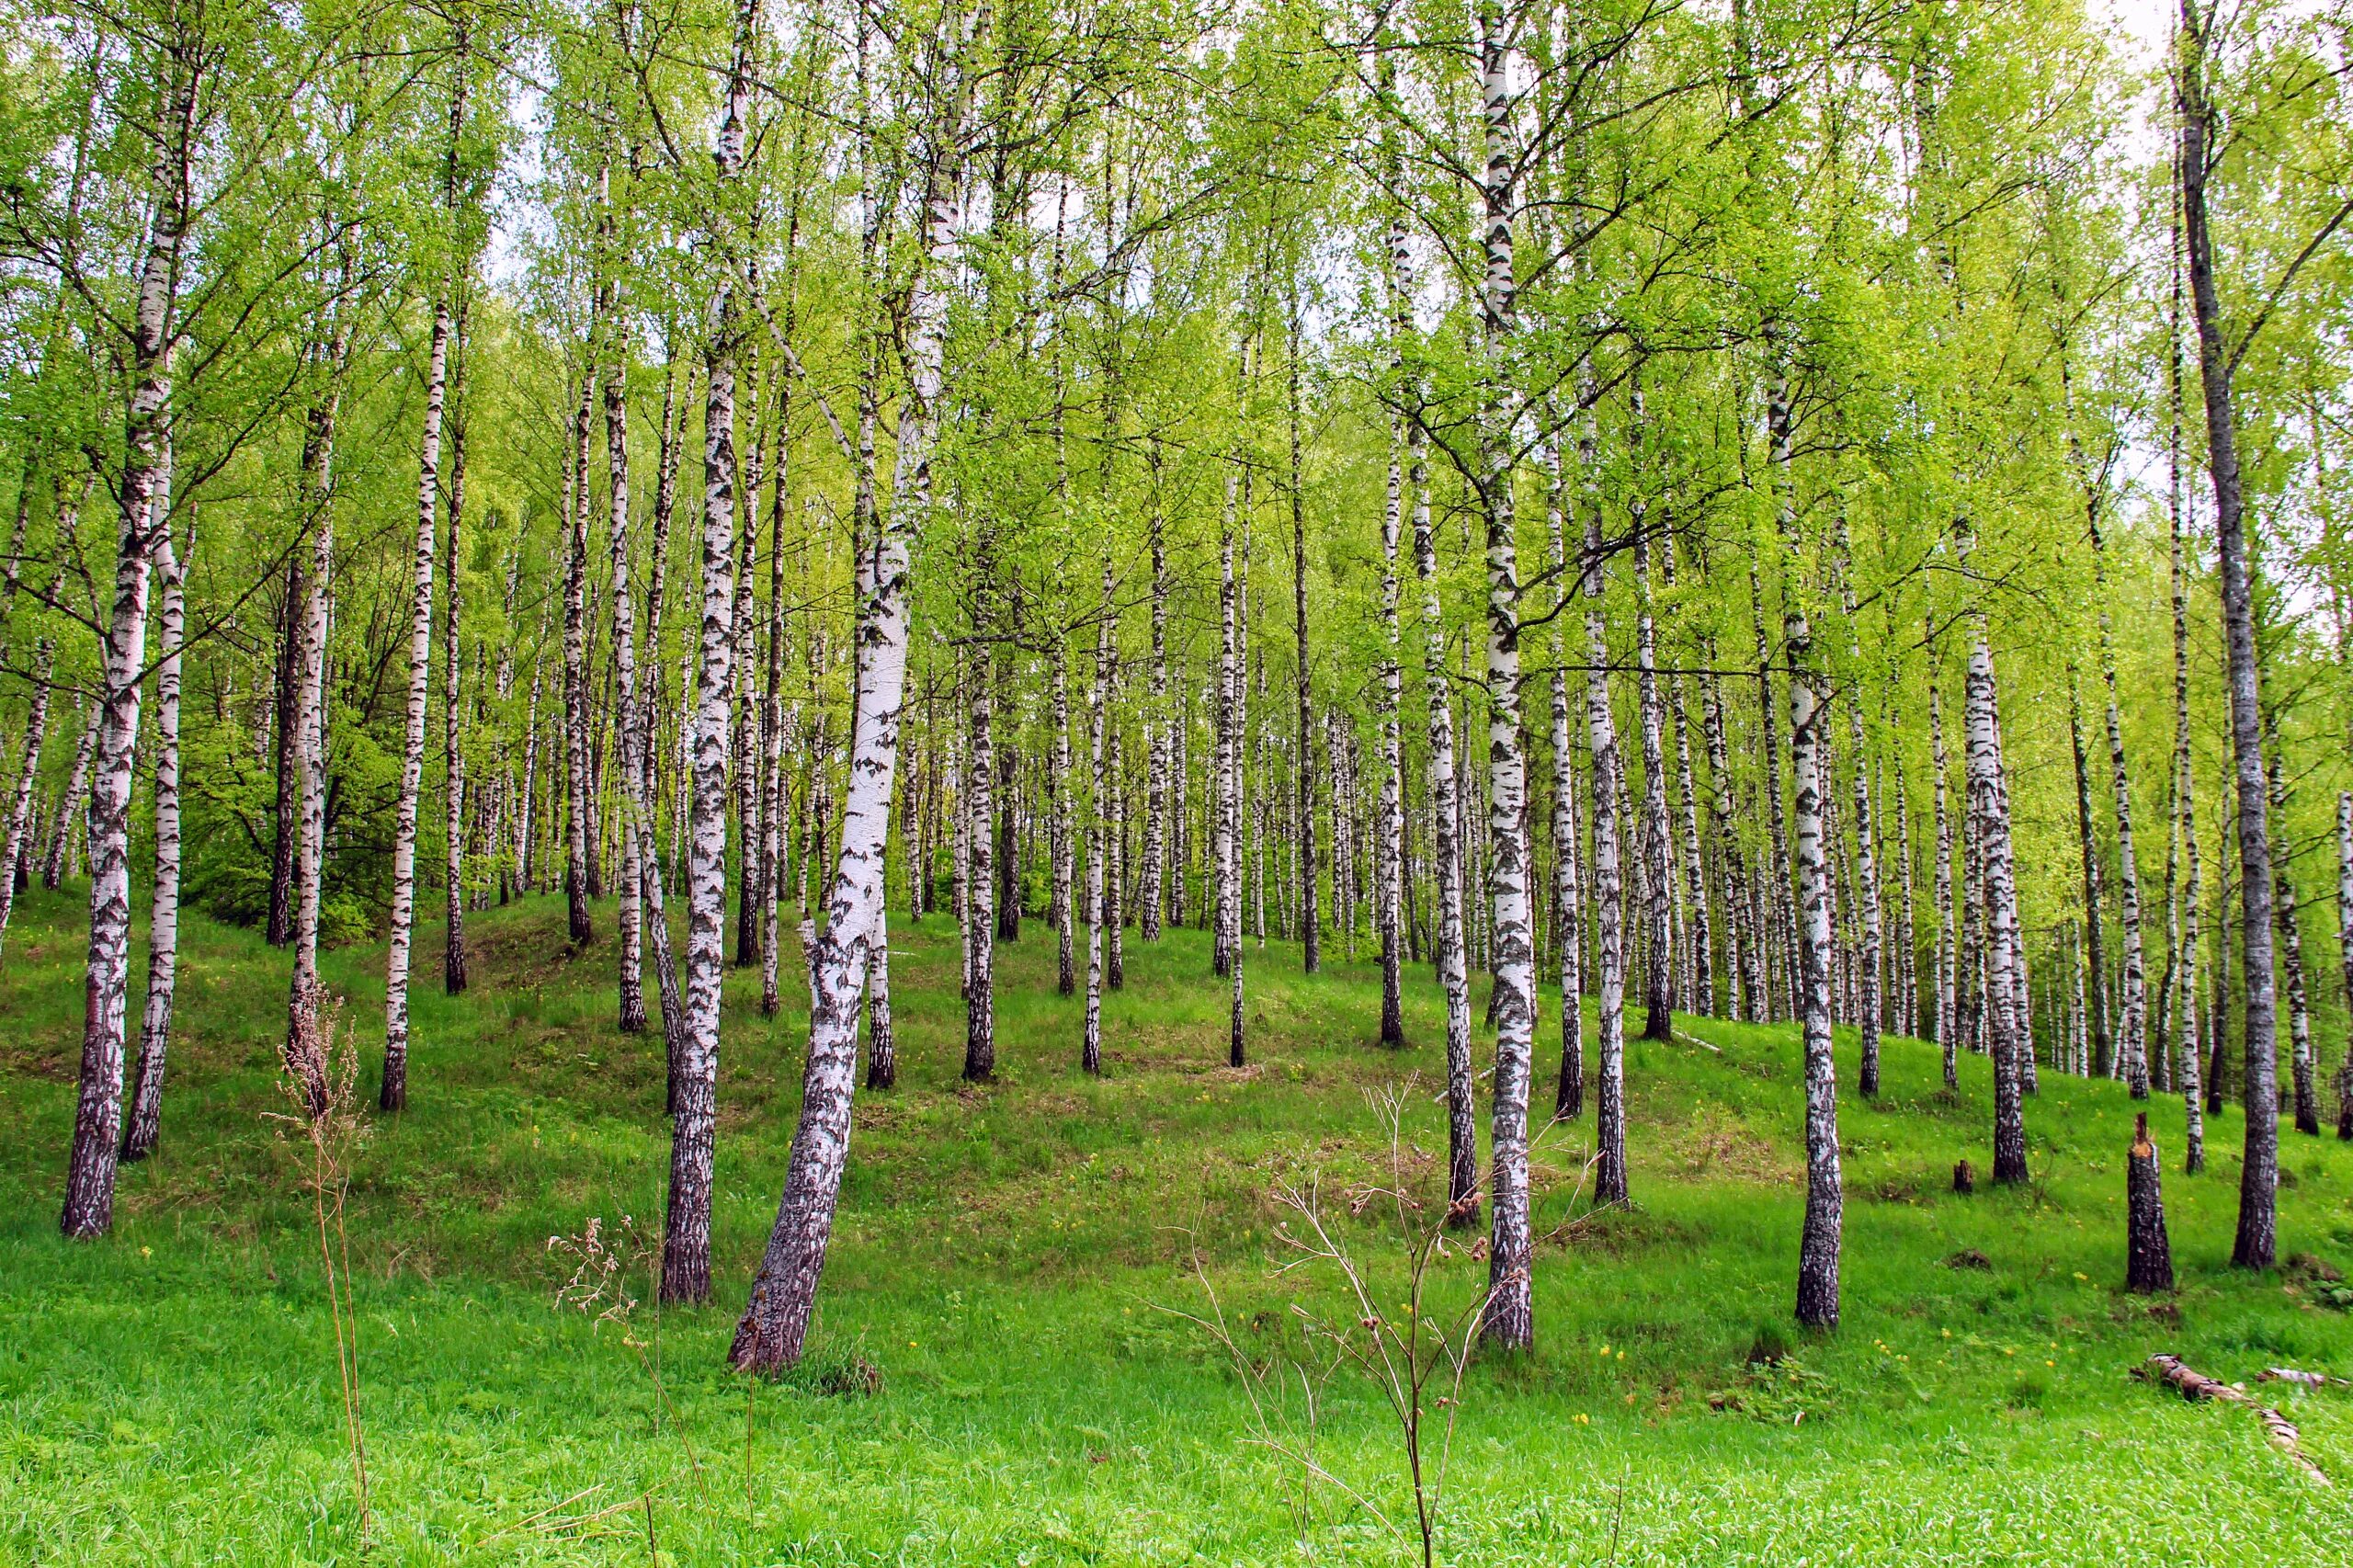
[1168,1078,1518,1568]
[267,994,370,1545]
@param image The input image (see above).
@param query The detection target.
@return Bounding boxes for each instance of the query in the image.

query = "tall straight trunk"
[43,703,95,891]
[61,40,191,1236]
[1768,360,1840,1329]
[2065,674,2111,1077]
[1223,473,1246,1067]
[1141,488,1167,941]
[286,317,347,1054]
[731,0,965,1368]
[1929,649,1958,1082]
[2089,520,2148,1094]
[1701,662,1750,1026]
[1051,636,1074,996]
[1413,418,1475,1221]
[2268,748,2318,1134]
[2334,794,2353,1140]
[1632,442,1673,1043]
[995,653,1017,945]
[1472,6,1535,1350]
[121,473,185,1161]
[665,0,758,1307]
[2181,0,2279,1268]
[1083,563,1112,1074]
[732,361,764,971]
[1832,517,1882,1095]
[444,305,472,997]
[1214,467,1240,988]
[1749,560,1795,1018]
[758,406,791,1017]
[2165,153,2204,1165]
[380,295,449,1116]
[1377,225,1409,1041]
[1548,439,1583,1109]
[1582,393,1627,1205]
[0,644,51,956]
[610,324,683,1061]
[1662,541,1710,1016]
[562,375,596,945]
[1966,615,2029,1186]
[965,622,996,1080]
[266,557,300,945]
[1289,292,1319,975]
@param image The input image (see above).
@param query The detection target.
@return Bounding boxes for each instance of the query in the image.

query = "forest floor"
[5,888,2353,1564]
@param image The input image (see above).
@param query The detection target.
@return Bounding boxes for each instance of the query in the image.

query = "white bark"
[122,476,186,1161]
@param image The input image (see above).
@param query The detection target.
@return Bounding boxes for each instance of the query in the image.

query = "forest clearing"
[5,0,2353,1558]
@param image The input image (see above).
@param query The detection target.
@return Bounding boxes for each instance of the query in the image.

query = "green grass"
[5,885,2353,1563]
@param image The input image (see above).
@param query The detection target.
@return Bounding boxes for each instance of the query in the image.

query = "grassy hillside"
[5,888,2352,1564]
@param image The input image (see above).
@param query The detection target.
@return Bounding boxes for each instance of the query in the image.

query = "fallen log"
[2138,1354,2330,1485]
[2260,1366,2351,1391]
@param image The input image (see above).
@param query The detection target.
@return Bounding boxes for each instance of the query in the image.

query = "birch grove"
[6,0,2350,1367]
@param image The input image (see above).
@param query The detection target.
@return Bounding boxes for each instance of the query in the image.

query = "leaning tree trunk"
[61,47,193,1239]
[42,702,97,892]
[730,9,966,1368]
[122,501,188,1161]
[2181,0,2279,1269]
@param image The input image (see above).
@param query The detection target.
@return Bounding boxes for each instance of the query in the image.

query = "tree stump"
[2128,1113,2174,1293]
[1951,1159,1974,1196]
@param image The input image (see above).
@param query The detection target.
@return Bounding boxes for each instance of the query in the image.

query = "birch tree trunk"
[1473,6,1535,1351]
[1582,397,1627,1206]
[2268,749,2318,1134]
[2181,0,2279,1269]
[2065,674,2110,1077]
[1287,296,1320,975]
[1632,461,1673,1043]
[61,40,192,1235]
[0,644,51,958]
[42,703,95,892]
[1413,420,1476,1221]
[731,4,967,1366]
[562,374,597,947]
[1763,357,1841,1327]
[121,476,185,1162]
[2089,520,2148,1095]
[1831,517,1882,1096]
[1142,494,1166,941]
[1377,222,1408,1042]
[1547,443,1584,1110]
[964,618,996,1081]
[2334,794,2353,1140]
[664,0,759,1306]
[286,320,346,1058]
[380,295,449,1116]
[443,305,472,997]
[1966,619,2029,1187]
[1084,563,1111,1075]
